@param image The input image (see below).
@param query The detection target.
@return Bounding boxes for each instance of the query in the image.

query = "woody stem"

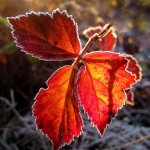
[72,34,99,68]
[72,23,112,68]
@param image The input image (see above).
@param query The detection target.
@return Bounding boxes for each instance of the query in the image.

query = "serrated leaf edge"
[78,51,137,136]
[32,65,83,150]
[7,8,82,61]
[124,54,142,82]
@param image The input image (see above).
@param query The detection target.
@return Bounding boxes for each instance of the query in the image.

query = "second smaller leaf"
[83,24,117,51]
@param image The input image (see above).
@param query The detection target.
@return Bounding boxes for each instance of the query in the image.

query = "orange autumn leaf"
[8,9,81,61]
[33,66,83,150]
[78,52,136,135]
[8,9,142,150]
[83,24,117,51]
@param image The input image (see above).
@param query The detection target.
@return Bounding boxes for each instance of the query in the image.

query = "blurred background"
[0,0,150,149]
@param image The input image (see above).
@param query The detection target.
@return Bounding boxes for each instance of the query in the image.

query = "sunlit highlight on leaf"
[78,52,136,135]
[33,66,83,150]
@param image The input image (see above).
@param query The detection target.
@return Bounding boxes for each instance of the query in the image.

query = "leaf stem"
[72,23,112,68]
[72,34,99,68]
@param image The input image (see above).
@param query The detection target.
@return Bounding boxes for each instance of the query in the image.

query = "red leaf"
[124,55,141,105]
[78,51,136,135]
[126,89,134,106]
[125,55,142,82]
[83,24,117,51]
[8,9,81,61]
[33,66,83,150]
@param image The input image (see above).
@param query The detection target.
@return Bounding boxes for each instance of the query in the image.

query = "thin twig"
[0,96,32,131]
[106,134,150,150]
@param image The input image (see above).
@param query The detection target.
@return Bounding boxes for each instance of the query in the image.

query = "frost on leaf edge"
[7,8,82,61]
[32,65,83,150]
[77,51,137,136]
